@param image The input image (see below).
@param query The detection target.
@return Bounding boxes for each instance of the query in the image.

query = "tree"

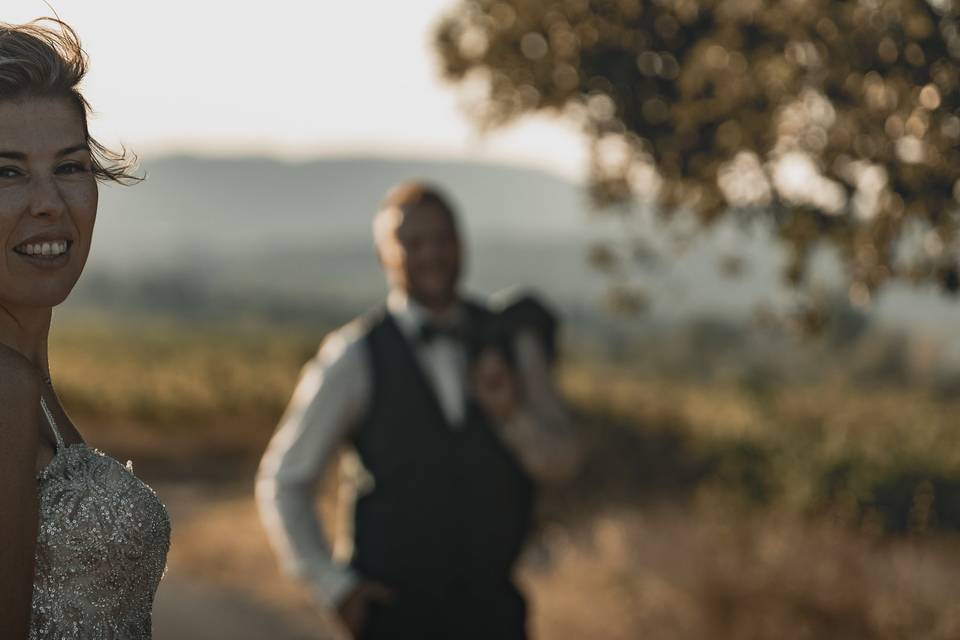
[434,0,960,309]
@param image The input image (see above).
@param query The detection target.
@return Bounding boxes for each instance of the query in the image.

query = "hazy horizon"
[7,0,588,180]
[58,151,960,348]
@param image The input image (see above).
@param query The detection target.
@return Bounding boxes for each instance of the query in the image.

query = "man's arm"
[255,325,369,608]
[473,329,581,484]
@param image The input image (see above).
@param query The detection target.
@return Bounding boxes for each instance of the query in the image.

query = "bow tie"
[417,321,466,344]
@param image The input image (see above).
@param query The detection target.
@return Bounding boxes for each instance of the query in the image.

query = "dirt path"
[150,481,339,640]
[153,571,330,640]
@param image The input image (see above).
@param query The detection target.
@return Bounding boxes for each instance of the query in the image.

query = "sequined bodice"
[30,408,171,640]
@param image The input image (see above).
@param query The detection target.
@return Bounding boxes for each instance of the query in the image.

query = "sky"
[5,0,588,179]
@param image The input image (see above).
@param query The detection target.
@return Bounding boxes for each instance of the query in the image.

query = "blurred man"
[256,182,579,640]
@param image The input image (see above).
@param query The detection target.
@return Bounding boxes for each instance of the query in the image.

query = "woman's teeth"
[18,241,69,256]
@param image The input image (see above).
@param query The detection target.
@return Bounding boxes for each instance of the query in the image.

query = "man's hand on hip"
[336,580,394,639]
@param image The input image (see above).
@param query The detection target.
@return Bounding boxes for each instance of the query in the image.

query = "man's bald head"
[373,182,459,248]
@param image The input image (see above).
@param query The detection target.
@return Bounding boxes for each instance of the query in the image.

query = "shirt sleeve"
[497,329,581,484]
[255,325,370,609]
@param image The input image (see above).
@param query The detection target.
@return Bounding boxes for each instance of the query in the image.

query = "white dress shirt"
[255,291,579,609]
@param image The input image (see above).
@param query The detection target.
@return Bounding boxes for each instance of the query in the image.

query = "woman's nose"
[28,175,67,220]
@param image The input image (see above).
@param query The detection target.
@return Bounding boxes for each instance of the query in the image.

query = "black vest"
[349,302,534,592]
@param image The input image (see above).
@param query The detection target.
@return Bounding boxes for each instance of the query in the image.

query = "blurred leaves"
[605,285,651,313]
[435,0,960,299]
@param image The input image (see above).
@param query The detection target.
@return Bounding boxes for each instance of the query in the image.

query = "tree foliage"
[435,0,960,303]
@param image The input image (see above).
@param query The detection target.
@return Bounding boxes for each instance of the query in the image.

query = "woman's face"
[0,96,97,313]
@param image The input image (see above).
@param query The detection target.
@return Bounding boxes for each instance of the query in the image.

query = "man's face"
[377,203,462,311]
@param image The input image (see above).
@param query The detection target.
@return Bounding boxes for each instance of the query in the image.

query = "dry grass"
[161,485,960,640]
[49,319,960,638]
[525,508,960,639]
[50,319,320,427]
[559,363,960,533]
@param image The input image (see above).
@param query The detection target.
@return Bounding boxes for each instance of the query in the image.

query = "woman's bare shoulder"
[0,345,42,438]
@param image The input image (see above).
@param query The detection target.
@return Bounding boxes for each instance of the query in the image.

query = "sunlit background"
[9,1,960,638]
[6,0,586,175]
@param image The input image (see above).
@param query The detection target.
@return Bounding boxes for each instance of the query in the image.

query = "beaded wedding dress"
[29,398,171,639]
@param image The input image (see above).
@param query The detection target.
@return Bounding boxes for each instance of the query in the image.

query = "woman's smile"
[12,236,73,263]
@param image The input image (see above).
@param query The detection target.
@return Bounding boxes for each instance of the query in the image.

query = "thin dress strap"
[40,396,65,449]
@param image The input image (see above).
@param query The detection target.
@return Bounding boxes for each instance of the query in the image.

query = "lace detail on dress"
[30,400,171,640]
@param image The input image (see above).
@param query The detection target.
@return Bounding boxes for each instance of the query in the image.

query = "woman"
[0,19,170,639]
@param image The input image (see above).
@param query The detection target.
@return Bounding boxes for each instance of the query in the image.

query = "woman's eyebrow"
[0,144,90,160]
[57,143,90,157]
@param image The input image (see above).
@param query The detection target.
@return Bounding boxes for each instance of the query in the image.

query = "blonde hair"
[0,18,139,183]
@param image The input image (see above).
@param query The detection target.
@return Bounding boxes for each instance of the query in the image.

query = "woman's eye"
[57,162,89,175]
[0,166,23,178]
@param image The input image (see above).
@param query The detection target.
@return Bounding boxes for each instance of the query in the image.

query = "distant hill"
[71,154,960,342]
[91,154,587,255]
[82,155,598,298]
